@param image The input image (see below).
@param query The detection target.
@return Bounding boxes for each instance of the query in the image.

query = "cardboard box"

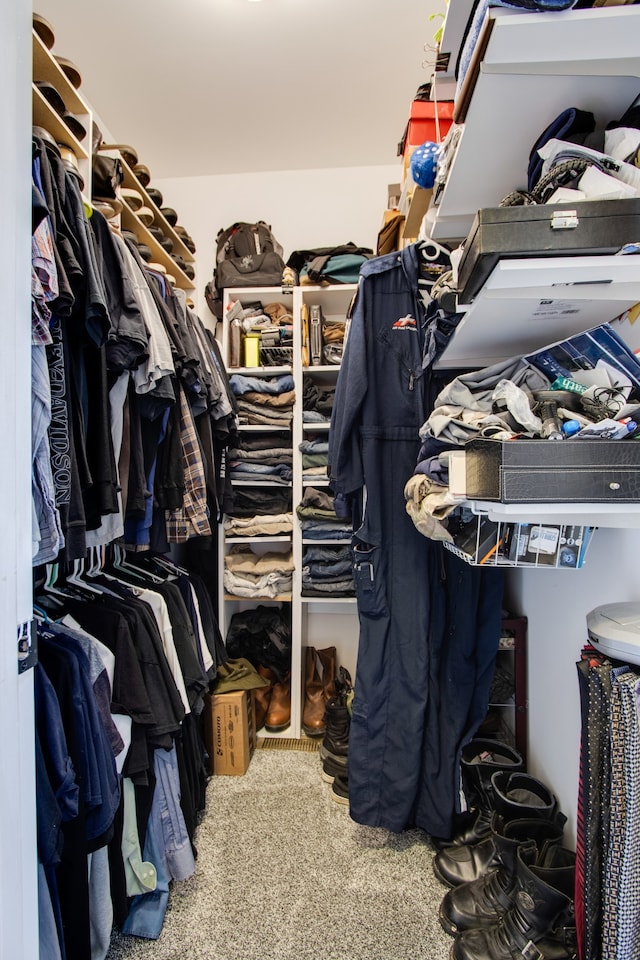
[204,690,256,776]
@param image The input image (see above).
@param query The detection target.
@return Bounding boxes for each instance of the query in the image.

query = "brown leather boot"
[265,673,291,732]
[317,646,337,702]
[254,664,275,731]
[302,647,326,737]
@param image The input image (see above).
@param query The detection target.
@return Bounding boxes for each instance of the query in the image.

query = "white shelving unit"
[435,255,640,369]
[219,284,359,738]
[422,3,640,536]
[430,5,640,242]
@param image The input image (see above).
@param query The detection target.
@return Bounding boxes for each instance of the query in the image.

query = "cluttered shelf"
[428,5,640,242]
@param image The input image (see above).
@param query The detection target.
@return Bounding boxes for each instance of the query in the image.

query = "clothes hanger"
[108,543,164,585]
[33,603,51,624]
[64,558,103,595]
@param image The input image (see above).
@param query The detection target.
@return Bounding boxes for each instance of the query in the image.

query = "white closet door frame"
[0,1,38,958]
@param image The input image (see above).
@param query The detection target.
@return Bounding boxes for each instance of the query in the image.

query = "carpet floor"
[106,747,453,960]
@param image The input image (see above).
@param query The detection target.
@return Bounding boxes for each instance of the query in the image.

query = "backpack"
[287,243,374,286]
[205,221,286,318]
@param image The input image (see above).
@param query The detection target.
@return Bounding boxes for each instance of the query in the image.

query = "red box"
[406,100,454,148]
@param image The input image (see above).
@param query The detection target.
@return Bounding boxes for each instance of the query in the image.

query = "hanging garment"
[328,243,503,838]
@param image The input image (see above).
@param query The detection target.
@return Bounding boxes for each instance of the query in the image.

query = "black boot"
[320,668,351,764]
[451,845,577,960]
[433,771,562,888]
[449,739,525,848]
[439,815,567,936]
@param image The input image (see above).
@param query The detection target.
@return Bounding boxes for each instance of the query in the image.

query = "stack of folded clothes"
[303,376,335,423]
[226,486,291,518]
[228,430,293,484]
[301,544,354,598]
[229,373,295,427]
[223,545,294,599]
[299,437,328,484]
[296,486,352,541]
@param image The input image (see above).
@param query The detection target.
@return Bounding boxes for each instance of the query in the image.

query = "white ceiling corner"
[33,0,447,179]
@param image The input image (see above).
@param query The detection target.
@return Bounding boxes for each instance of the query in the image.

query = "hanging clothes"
[328,242,503,839]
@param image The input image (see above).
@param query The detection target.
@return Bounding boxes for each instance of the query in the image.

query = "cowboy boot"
[302,647,326,737]
[317,645,337,702]
[448,739,524,848]
[433,771,562,888]
[451,845,577,960]
[440,814,567,936]
[253,664,275,731]
[265,672,291,733]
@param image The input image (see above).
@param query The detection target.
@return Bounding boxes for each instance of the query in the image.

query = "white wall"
[508,525,640,846]
[154,164,399,324]
[1,0,39,957]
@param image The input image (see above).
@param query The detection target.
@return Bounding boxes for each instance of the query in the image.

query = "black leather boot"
[451,845,577,960]
[433,771,562,888]
[439,815,567,936]
[320,694,350,764]
[450,739,525,848]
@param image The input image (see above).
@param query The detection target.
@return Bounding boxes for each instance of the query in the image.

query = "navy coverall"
[328,243,503,838]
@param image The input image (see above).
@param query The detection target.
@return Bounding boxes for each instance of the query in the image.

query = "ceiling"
[34,0,447,180]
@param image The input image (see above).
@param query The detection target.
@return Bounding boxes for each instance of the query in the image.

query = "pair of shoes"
[253,665,291,733]
[433,770,564,888]
[302,646,337,737]
[448,845,576,960]
[439,815,566,936]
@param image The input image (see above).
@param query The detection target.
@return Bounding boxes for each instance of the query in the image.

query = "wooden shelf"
[32,87,89,160]
[32,30,90,117]
[120,205,194,291]
[119,158,195,264]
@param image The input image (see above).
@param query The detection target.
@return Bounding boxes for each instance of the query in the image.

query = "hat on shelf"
[136,206,155,227]
[165,273,177,286]
[133,163,151,187]
[146,186,163,207]
[160,206,178,226]
[34,80,66,116]
[92,198,122,221]
[137,243,153,262]
[174,225,196,253]
[121,187,144,211]
[99,143,139,167]
[148,226,173,253]
[58,144,84,191]
[62,111,86,142]
[33,13,55,49]
[54,55,82,89]
[146,261,167,275]
[32,125,60,153]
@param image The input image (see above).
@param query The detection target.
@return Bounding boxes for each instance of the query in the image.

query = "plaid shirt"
[165,384,211,543]
[31,216,58,345]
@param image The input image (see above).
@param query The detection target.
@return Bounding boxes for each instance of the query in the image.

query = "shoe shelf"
[479,616,527,760]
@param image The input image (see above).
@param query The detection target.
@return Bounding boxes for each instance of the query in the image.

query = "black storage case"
[457,198,640,304]
[465,438,640,503]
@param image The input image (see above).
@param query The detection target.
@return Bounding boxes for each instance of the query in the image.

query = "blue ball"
[410,141,440,189]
